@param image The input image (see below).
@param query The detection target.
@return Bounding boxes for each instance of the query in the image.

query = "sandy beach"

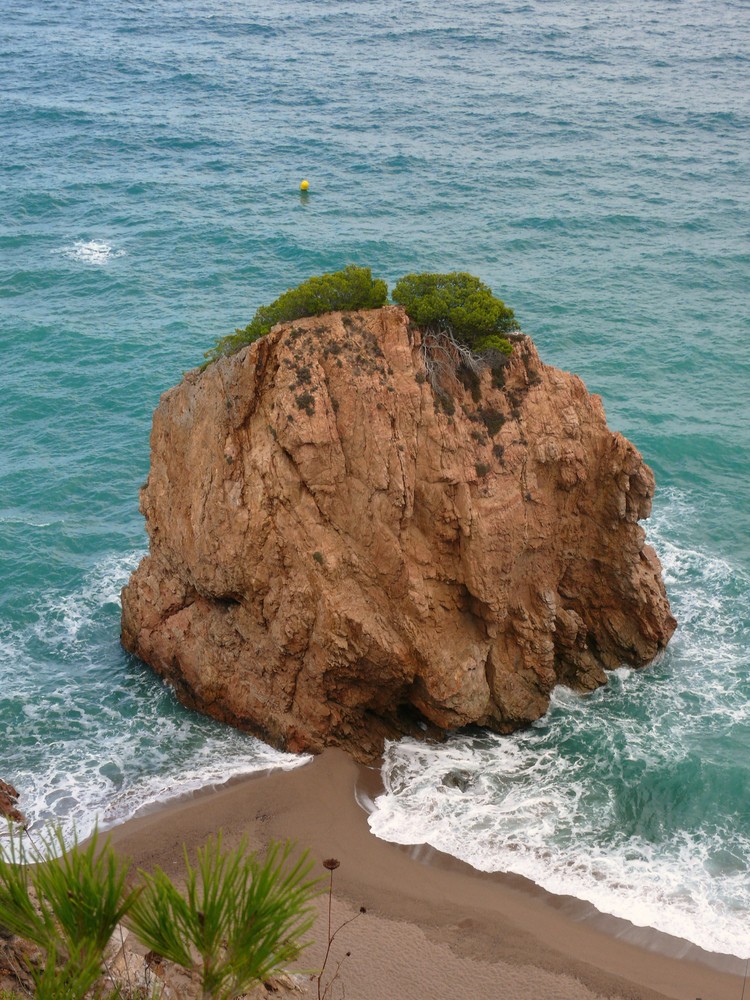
[105,750,746,1000]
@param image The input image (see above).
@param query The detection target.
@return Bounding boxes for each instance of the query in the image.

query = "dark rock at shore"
[0,778,25,826]
[121,306,676,761]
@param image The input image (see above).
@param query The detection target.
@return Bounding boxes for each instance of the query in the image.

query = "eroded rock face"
[121,307,676,760]
[0,778,25,826]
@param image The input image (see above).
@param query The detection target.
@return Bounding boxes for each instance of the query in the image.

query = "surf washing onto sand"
[370,494,750,959]
[0,549,308,845]
[2,0,748,962]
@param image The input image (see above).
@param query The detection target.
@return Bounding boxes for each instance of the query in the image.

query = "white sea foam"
[56,240,125,266]
[370,736,749,958]
[0,515,58,527]
[1,743,310,860]
[8,740,309,852]
[31,549,143,649]
[369,489,750,959]
[98,745,310,829]
[1,548,309,857]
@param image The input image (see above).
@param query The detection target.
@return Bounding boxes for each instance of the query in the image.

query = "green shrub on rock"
[0,822,319,1000]
[392,272,519,398]
[473,333,513,357]
[127,835,317,1000]
[0,826,137,999]
[204,265,388,365]
[391,272,518,354]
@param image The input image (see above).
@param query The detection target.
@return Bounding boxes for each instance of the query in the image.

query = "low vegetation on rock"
[204,265,388,365]
[0,826,135,999]
[393,271,519,399]
[0,825,318,1000]
[391,271,519,355]
[202,267,520,385]
[129,835,316,1000]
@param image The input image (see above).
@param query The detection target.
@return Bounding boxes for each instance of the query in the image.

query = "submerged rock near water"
[121,307,675,760]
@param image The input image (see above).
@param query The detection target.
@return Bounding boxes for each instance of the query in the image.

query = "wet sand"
[108,749,746,1000]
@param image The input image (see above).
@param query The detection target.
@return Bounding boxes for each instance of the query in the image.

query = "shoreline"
[353,756,743,973]
[106,749,746,1000]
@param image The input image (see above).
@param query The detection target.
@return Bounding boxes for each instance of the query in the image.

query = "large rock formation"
[121,307,675,760]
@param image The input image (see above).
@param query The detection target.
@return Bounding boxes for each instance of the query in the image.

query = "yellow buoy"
[299,179,309,191]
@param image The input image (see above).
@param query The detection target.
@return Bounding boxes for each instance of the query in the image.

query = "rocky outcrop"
[0,778,25,826]
[1,926,304,999]
[121,307,675,760]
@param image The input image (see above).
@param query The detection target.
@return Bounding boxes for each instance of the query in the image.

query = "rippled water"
[1,0,748,958]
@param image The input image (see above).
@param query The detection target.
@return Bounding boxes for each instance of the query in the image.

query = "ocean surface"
[1,0,748,961]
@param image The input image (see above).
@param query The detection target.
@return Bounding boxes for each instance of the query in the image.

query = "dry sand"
[108,750,746,1000]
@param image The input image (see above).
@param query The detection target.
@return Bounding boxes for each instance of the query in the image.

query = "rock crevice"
[122,307,676,760]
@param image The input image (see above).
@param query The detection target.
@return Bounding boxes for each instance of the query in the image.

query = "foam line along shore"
[107,749,747,1000]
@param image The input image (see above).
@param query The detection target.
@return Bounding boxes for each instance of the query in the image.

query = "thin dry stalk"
[419,325,485,397]
[316,860,364,1000]
[118,925,132,995]
[2,943,34,997]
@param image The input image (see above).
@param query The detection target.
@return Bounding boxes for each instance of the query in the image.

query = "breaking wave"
[370,489,750,959]
[55,241,126,266]
[0,551,308,852]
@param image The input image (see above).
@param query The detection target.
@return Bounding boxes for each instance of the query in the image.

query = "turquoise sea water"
[2,0,748,959]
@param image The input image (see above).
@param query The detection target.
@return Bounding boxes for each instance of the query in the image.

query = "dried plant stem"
[5,945,33,997]
[419,325,485,396]
[317,912,362,1000]
[326,868,333,981]
[119,923,132,995]
[316,861,364,1000]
